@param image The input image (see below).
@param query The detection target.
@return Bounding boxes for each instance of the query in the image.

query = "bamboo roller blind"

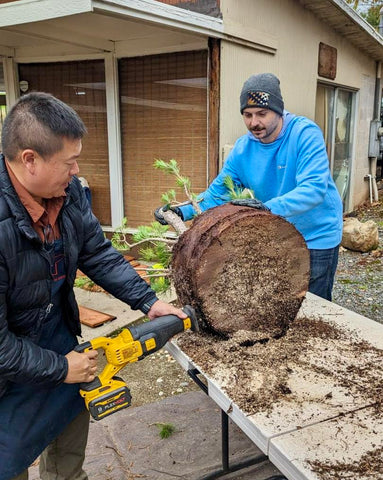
[119,50,208,228]
[18,60,111,225]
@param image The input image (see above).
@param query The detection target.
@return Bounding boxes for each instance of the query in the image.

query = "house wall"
[219,0,377,210]
[1,0,380,217]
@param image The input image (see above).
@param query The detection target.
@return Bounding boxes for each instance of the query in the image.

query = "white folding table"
[166,293,383,480]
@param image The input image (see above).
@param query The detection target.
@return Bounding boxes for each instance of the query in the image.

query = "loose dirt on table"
[308,445,383,480]
[175,315,383,416]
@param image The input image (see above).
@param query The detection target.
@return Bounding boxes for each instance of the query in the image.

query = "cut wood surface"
[171,204,310,340]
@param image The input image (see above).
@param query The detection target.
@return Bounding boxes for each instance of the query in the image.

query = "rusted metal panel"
[318,42,337,80]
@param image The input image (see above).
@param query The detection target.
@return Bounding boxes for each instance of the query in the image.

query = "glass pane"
[333,90,353,202]
[119,51,208,228]
[18,61,111,225]
[315,85,334,165]
[0,62,7,152]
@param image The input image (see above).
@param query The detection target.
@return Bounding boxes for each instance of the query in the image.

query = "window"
[119,51,208,227]
[315,84,356,208]
[18,60,111,225]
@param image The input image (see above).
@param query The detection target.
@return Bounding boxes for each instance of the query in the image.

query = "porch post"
[3,56,19,108]
[104,53,124,229]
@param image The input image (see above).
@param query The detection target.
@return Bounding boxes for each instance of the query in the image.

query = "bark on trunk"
[171,204,310,341]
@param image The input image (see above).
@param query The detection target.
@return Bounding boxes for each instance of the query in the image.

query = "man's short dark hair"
[1,92,87,161]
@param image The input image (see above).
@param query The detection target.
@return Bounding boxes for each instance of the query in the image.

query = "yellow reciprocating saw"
[74,305,198,421]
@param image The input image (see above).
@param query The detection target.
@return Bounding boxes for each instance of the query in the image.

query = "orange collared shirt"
[5,161,65,242]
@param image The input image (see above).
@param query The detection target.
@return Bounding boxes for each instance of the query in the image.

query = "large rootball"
[171,204,310,340]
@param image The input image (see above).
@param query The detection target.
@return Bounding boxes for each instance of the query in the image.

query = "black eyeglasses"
[43,224,55,249]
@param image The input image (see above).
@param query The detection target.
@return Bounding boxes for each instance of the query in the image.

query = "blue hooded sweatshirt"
[180,112,343,249]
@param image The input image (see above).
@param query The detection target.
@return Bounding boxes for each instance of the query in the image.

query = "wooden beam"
[208,37,220,185]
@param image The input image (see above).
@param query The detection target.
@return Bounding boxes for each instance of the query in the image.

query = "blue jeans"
[309,245,340,301]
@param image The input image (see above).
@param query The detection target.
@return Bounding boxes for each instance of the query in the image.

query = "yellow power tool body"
[75,305,198,420]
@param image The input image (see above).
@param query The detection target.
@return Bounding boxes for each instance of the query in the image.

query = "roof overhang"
[0,0,224,59]
[0,0,383,61]
[298,0,383,61]
[0,0,281,60]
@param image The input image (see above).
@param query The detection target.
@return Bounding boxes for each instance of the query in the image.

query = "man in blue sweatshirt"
[155,73,343,301]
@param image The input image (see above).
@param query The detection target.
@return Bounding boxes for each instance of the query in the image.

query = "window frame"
[316,82,357,212]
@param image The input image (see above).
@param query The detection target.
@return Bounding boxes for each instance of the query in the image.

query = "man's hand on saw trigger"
[154,205,184,225]
[64,349,98,384]
[230,198,270,211]
[147,299,187,321]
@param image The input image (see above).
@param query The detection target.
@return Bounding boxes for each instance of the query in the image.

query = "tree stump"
[171,204,310,341]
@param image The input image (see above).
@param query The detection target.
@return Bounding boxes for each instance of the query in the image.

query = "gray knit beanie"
[240,73,284,115]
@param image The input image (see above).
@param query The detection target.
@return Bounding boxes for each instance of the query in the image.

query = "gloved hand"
[154,205,184,225]
[230,198,270,211]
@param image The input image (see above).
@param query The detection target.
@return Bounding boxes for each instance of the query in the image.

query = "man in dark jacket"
[0,92,186,480]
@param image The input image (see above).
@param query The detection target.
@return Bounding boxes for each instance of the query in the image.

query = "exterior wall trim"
[14,53,108,64]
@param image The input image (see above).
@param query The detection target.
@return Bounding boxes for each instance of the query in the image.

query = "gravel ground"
[332,186,383,325]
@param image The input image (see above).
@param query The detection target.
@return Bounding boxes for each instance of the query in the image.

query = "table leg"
[188,368,285,480]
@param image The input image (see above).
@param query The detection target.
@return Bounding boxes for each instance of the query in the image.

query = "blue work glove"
[230,198,270,211]
[154,205,184,225]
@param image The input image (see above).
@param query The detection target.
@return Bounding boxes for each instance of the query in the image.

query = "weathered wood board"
[79,305,116,328]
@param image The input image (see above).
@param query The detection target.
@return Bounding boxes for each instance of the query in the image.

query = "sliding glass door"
[315,84,356,208]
